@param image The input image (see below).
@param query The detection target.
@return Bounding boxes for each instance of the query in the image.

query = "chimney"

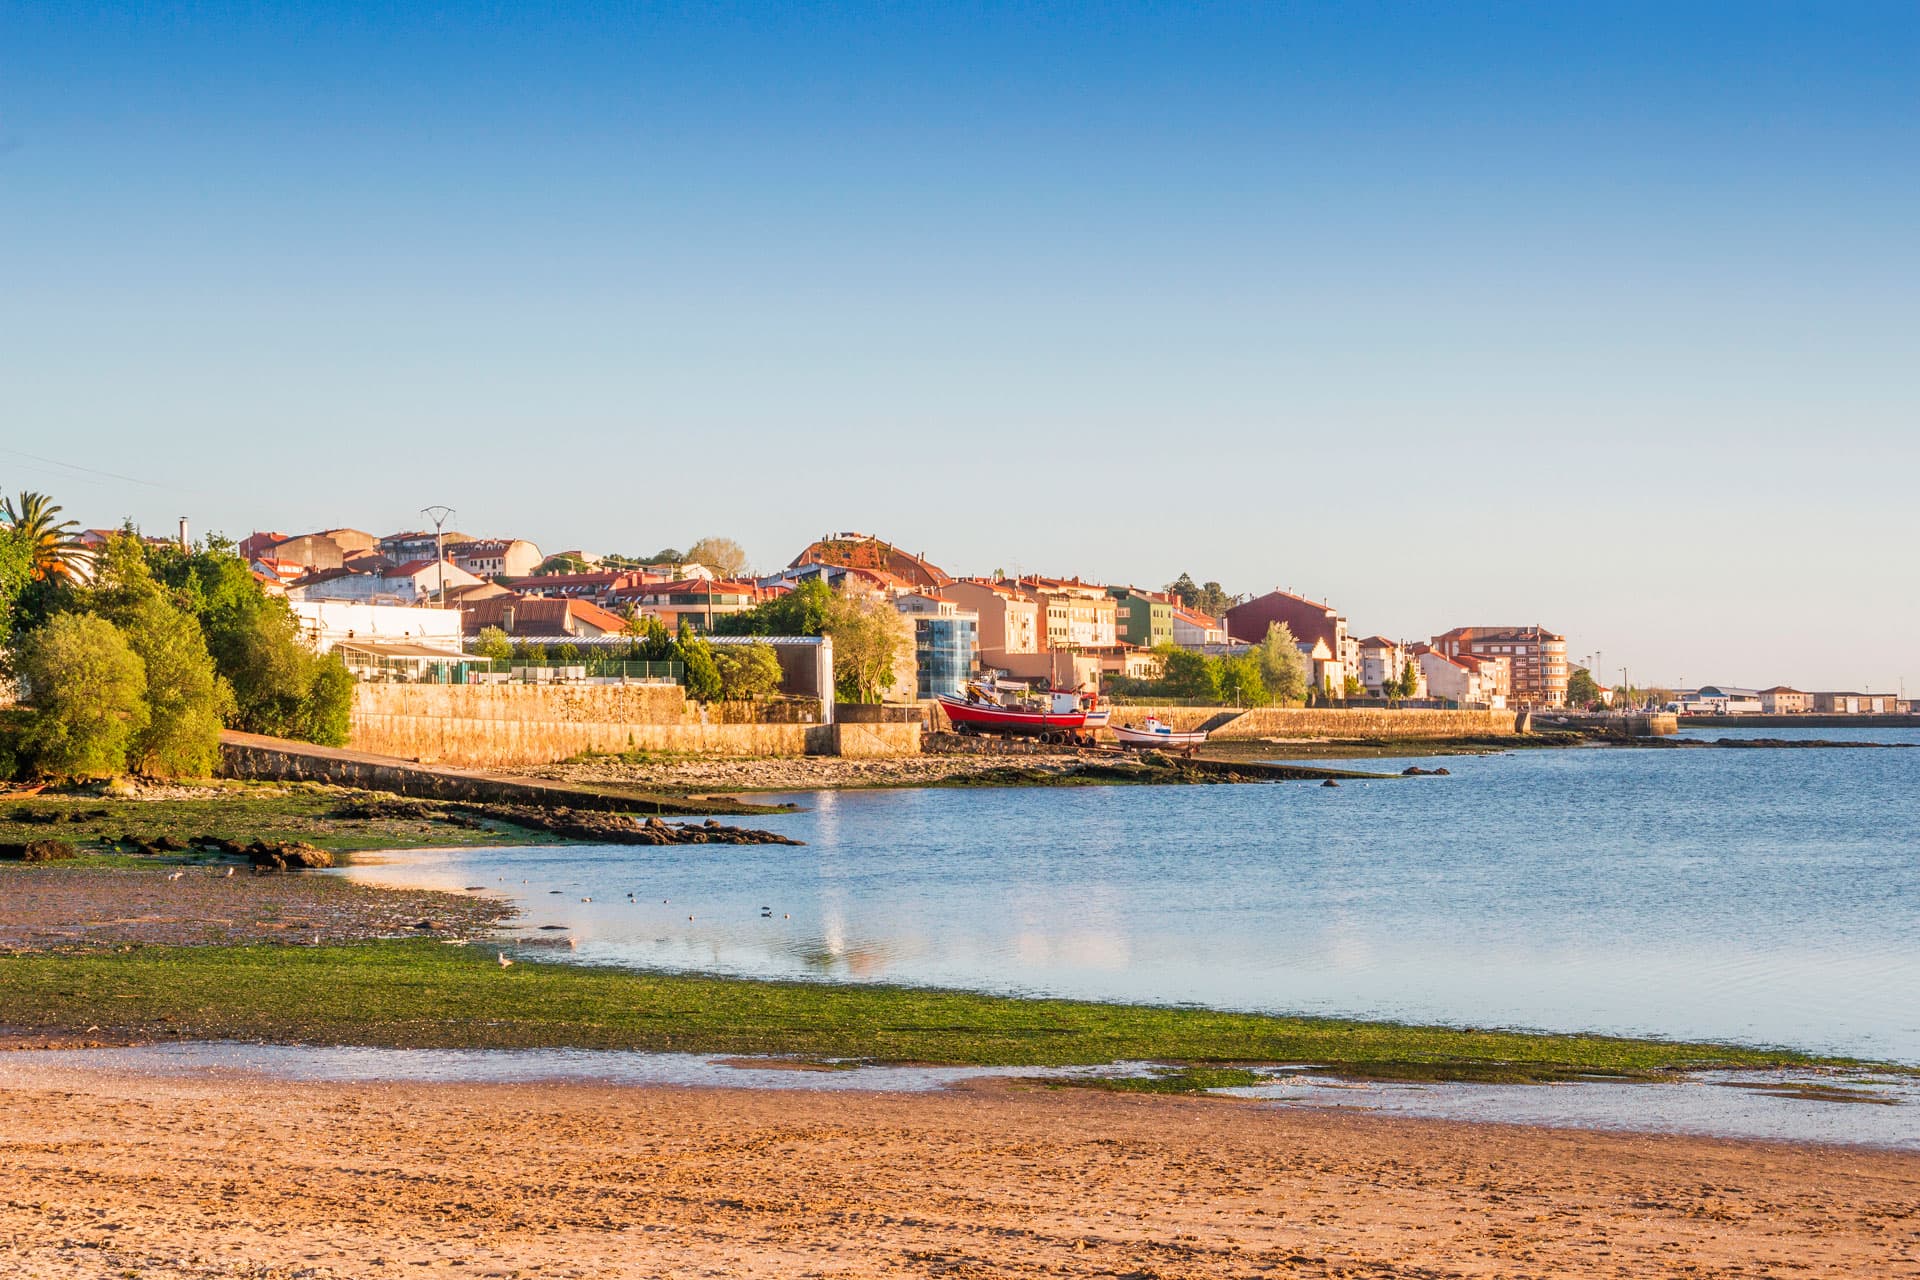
[178,516,190,550]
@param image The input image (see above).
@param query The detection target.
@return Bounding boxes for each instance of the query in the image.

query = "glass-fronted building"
[914,614,978,698]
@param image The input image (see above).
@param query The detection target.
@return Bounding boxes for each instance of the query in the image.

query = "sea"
[338,726,1920,1065]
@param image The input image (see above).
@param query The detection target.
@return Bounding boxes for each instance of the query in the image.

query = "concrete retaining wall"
[348,684,914,767]
[1106,705,1520,739]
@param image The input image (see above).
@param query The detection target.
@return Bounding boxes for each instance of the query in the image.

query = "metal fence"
[464,659,684,684]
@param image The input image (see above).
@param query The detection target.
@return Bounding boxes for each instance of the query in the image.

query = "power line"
[0,444,186,492]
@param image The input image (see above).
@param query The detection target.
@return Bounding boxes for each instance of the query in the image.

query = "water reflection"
[339,736,1920,1061]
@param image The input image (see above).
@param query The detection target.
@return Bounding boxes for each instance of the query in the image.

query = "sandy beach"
[2,1061,1914,1279]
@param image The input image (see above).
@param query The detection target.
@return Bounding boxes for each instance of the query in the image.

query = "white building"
[1694,685,1764,714]
[450,538,544,580]
[1170,607,1226,647]
[1356,636,1419,695]
[1417,650,1503,708]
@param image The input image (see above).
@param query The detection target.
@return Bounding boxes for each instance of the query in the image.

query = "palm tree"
[2,491,92,583]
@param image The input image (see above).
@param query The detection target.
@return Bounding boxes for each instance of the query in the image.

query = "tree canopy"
[825,590,911,703]
[1,491,91,584]
[13,613,150,780]
[1165,572,1233,619]
[686,536,750,578]
[1254,623,1308,705]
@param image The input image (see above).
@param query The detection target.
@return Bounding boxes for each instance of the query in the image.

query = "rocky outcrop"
[0,839,80,862]
[475,806,803,846]
[245,840,336,870]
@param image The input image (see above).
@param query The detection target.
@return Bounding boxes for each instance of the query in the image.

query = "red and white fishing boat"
[1112,716,1208,750]
[937,681,1097,742]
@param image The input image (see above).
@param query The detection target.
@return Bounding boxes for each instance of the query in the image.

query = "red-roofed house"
[609,579,785,632]
[462,595,630,639]
[788,532,949,590]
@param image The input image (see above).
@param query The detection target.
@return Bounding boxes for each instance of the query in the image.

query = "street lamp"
[422,505,455,607]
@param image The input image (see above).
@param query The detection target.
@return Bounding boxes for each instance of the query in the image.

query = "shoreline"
[2,1065,1913,1278]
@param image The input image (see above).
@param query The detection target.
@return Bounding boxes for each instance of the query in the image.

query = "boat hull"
[937,695,1089,735]
[1112,723,1208,748]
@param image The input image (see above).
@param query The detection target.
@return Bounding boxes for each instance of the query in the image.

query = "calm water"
[342,734,1920,1063]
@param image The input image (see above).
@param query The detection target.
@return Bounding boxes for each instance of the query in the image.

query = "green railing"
[464,658,684,682]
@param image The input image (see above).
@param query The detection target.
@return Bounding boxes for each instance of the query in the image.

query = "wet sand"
[2,1061,1914,1278]
[0,866,511,952]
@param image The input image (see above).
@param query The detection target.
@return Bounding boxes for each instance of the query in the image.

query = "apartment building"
[1430,625,1569,707]
[1106,586,1174,648]
[1011,577,1118,649]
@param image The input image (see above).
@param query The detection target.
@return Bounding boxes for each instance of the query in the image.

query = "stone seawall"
[348,684,915,767]
[1106,705,1520,739]
[216,733,727,814]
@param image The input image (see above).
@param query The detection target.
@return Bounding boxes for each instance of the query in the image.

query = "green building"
[1107,586,1173,649]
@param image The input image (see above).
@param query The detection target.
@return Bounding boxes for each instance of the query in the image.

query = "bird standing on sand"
[167,870,185,882]
[498,952,514,968]
[223,866,234,878]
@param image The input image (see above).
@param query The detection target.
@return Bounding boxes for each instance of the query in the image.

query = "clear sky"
[3,3,1915,690]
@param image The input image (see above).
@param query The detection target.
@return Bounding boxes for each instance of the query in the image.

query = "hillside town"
[164,521,1895,717]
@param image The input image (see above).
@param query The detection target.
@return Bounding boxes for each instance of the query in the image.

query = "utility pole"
[422,505,455,608]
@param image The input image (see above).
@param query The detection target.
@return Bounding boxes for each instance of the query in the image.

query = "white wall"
[290,601,465,654]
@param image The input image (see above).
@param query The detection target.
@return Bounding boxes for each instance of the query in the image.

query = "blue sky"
[3,3,1915,689]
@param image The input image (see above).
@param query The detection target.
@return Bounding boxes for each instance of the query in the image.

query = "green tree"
[473,625,514,662]
[824,590,910,703]
[81,535,228,777]
[1392,659,1421,701]
[1567,666,1604,709]
[678,628,723,702]
[626,615,679,663]
[555,642,583,663]
[299,659,353,747]
[0,525,34,651]
[145,536,350,745]
[1,491,91,584]
[1164,572,1231,618]
[1156,643,1219,702]
[713,641,782,700]
[712,577,834,637]
[15,613,149,779]
[1342,673,1365,700]
[1254,623,1308,705]
[1215,651,1269,707]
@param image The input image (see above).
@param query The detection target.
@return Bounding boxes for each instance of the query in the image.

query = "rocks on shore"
[0,839,80,863]
[476,805,803,846]
[245,840,336,870]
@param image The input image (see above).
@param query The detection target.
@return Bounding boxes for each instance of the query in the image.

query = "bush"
[679,631,724,702]
[111,594,229,778]
[299,656,353,747]
[14,613,149,780]
[713,642,782,700]
[473,625,514,662]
